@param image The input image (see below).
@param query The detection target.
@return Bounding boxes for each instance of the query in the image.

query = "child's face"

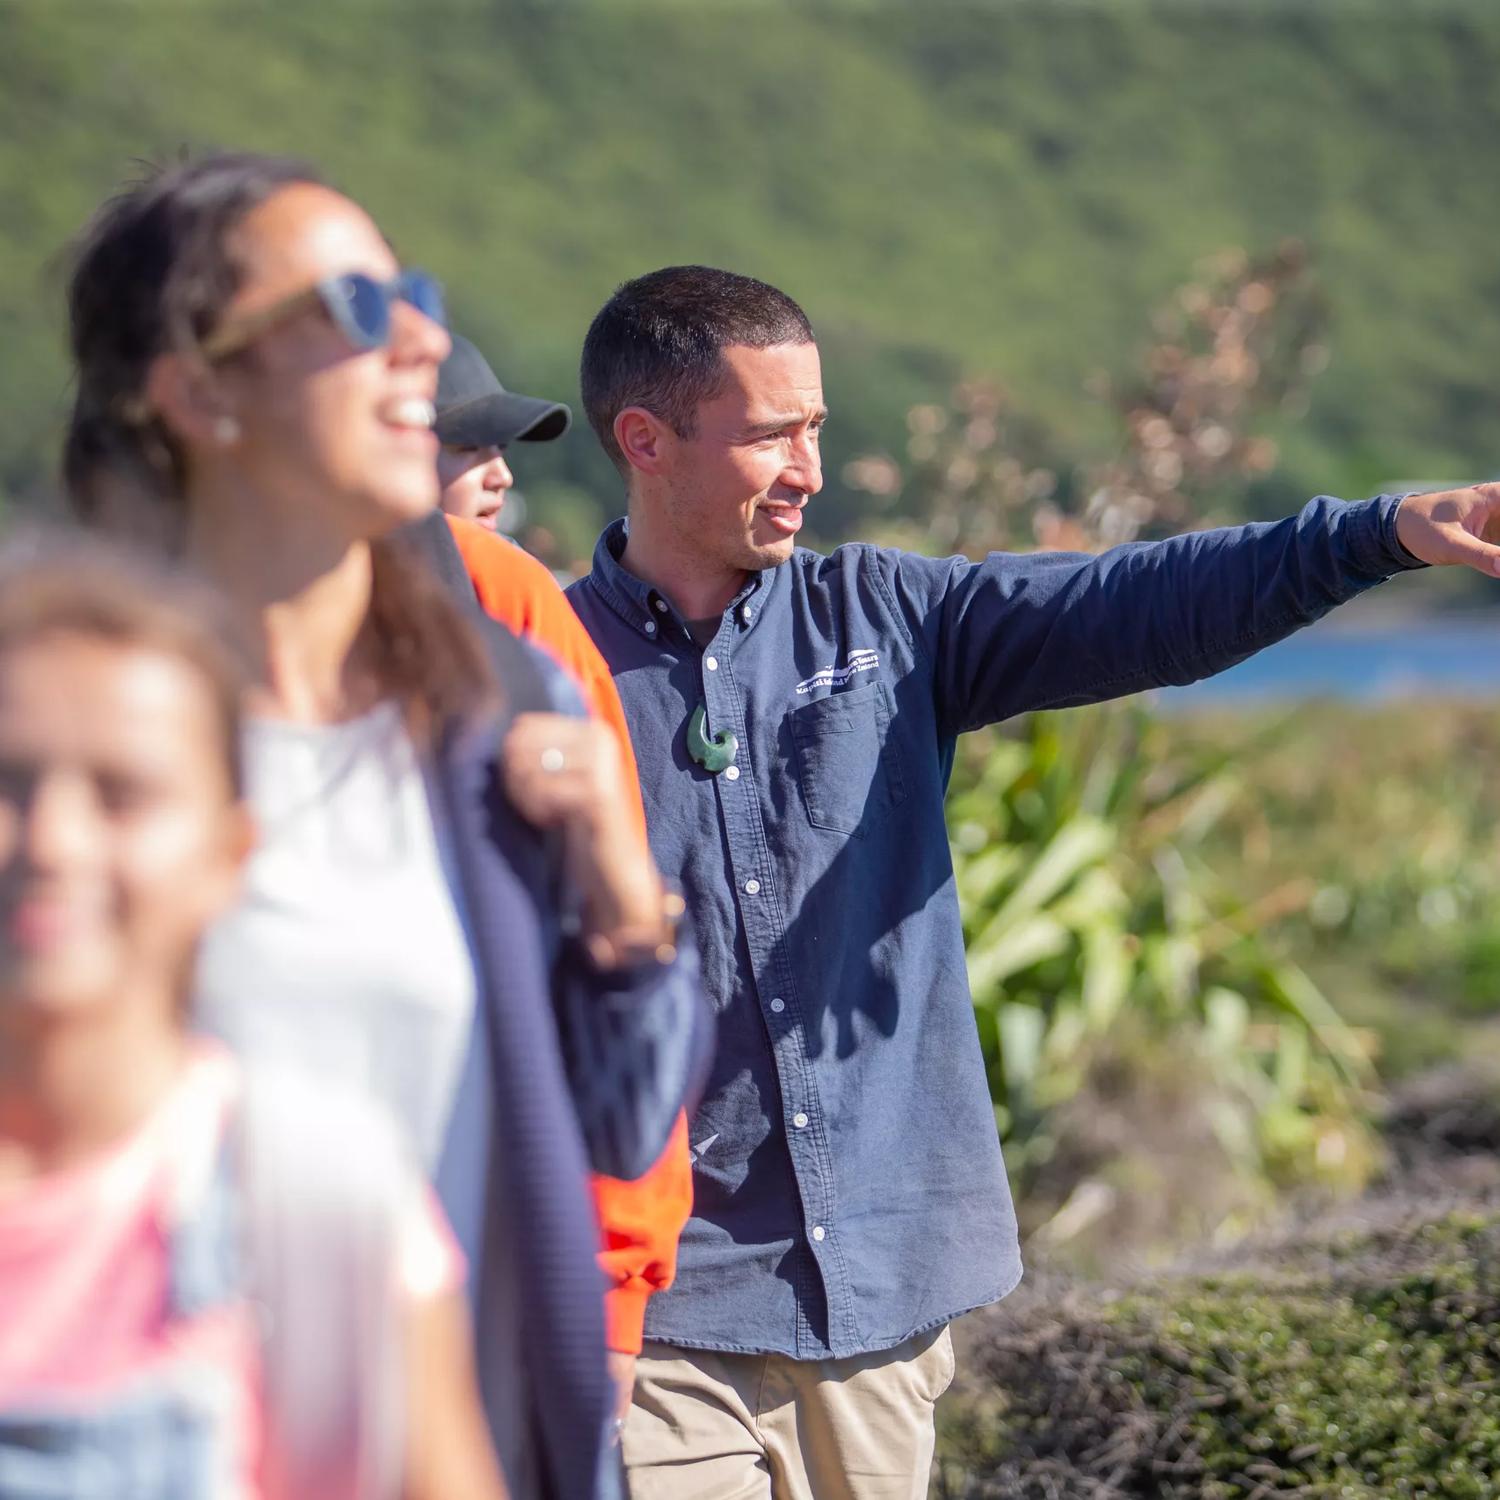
[0,634,250,1020]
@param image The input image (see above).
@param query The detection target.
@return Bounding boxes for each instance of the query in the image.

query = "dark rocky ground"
[933,1069,1500,1499]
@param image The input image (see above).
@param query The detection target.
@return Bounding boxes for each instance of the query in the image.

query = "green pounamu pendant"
[687,703,739,775]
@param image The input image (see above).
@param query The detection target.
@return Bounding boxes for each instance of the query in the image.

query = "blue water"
[1155,615,1500,707]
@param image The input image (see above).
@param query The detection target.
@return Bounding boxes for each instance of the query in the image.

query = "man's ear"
[615,406,672,477]
[144,351,239,449]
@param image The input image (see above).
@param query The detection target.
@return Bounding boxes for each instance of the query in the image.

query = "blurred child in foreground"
[0,544,506,1500]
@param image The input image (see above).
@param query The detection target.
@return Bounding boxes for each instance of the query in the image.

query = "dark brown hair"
[580,264,815,474]
[62,151,493,727]
[64,152,324,522]
[0,535,248,799]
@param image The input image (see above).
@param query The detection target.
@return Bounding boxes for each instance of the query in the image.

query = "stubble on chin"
[737,515,798,572]
[733,535,795,574]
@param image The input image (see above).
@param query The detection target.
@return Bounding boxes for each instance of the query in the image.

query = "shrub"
[937,1202,1500,1499]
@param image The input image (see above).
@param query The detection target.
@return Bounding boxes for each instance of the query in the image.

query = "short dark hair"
[580,265,815,473]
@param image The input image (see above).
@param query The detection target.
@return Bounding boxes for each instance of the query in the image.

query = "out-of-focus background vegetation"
[7,0,1500,555]
[9,2,1500,1493]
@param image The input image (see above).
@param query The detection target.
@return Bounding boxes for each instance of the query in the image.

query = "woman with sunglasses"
[62,153,708,1500]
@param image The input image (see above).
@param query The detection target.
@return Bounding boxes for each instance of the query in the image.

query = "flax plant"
[947,705,1380,1258]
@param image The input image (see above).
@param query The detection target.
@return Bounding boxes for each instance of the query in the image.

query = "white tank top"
[195,701,478,1169]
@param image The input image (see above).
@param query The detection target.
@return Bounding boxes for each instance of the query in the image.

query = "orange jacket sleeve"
[447,516,692,1353]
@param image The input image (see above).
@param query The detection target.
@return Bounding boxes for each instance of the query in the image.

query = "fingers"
[1395,487,1500,575]
[606,1350,637,1427]
[1442,486,1500,575]
[502,753,595,828]
[503,714,662,940]
[502,713,623,829]
[1443,532,1500,578]
[507,712,612,761]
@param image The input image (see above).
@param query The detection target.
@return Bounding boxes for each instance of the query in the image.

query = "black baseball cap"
[434,335,571,447]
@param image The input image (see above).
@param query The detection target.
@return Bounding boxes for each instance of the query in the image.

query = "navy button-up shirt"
[567,494,1422,1360]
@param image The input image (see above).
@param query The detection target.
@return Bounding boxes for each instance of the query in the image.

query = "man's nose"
[785,434,823,497]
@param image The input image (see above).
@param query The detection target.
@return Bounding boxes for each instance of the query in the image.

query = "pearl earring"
[212,416,241,445]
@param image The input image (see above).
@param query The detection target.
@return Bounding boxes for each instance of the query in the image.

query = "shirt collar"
[588,518,775,645]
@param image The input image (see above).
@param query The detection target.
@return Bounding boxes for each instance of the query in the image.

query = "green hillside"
[5,0,1500,551]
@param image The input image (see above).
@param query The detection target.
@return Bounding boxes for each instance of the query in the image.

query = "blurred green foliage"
[1170,701,1500,1080]
[6,0,1500,553]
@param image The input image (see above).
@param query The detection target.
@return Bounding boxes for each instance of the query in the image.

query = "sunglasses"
[200,269,446,362]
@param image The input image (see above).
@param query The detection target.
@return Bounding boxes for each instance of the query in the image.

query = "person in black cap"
[436,334,571,532]
[429,331,701,1442]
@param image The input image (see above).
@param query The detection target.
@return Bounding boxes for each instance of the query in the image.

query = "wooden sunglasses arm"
[198,284,326,362]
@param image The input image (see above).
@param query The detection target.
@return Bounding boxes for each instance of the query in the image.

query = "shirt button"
[643,620,657,636]
[744,878,761,895]
[705,655,719,671]
[792,1111,809,1129]
[724,765,741,781]
[769,997,785,1013]
[811,1225,827,1242]
[653,598,668,613]
[741,606,753,622]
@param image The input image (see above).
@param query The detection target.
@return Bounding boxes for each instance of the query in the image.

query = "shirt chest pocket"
[789,680,907,838]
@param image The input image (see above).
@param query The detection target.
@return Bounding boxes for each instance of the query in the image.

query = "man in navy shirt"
[565,265,1500,1500]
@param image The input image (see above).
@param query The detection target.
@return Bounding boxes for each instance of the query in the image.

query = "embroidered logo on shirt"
[794,649,880,696]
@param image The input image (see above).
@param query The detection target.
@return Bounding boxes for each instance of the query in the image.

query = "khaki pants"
[621,1326,955,1500]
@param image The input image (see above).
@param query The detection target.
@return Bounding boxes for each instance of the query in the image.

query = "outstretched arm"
[886,488,1500,737]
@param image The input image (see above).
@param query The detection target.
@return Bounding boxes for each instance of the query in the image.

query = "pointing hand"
[1395,484,1500,576]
